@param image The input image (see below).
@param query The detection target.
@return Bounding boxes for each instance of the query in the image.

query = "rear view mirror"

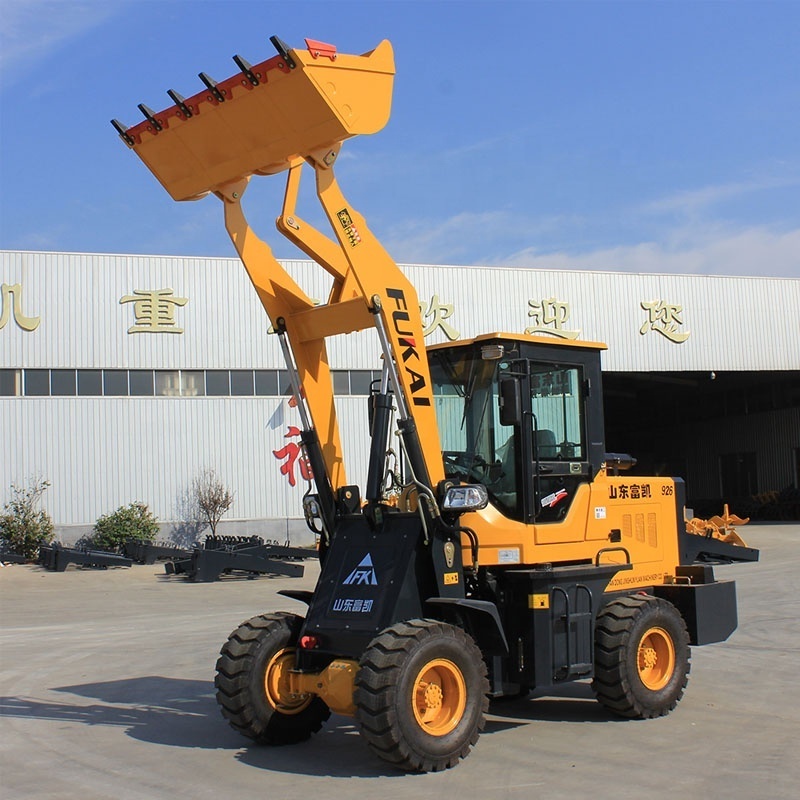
[499,377,522,426]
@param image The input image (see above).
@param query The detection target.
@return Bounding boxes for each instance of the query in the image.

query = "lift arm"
[113,36,445,521]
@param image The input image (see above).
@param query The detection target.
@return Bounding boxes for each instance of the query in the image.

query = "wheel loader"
[114,35,759,772]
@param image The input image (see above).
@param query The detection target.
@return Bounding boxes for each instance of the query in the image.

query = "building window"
[350,370,376,395]
[230,370,254,396]
[78,370,103,396]
[50,369,76,396]
[155,371,181,397]
[255,370,278,396]
[206,370,230,396]
[333,370,350,395]
[9,367,384,399]
[181,371,205,397]
[129,370,154,397]
[103,370,129,396]
[24,370,50,396]
[0,369,20,396]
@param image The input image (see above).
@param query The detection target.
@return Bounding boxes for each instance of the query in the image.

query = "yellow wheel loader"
[114,36,758,772]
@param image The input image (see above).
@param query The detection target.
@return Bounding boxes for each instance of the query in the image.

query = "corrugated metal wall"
[2,394,371,527]
[3,250,798,372]
[2,250,798,529]
[406,263,800,371]
[655,406,800,500]
[0,251,378,370]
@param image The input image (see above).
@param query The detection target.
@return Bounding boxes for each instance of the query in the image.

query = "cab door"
[526,363,592,524]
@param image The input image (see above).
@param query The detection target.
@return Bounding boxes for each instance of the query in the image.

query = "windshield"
[429,347,519,518]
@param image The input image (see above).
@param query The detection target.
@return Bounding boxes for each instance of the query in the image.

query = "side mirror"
[499,377,522,426]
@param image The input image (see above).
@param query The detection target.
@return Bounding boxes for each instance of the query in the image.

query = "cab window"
[530,366,585,461]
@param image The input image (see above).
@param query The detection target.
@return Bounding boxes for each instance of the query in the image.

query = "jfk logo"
[343,553,378,586]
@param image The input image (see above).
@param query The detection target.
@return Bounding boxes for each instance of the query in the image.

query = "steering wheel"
[443,451,490,481]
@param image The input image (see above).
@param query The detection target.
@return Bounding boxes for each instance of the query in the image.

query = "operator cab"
[427,334,607,524]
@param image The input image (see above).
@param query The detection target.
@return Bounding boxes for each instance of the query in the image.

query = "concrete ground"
[1,525,798,800]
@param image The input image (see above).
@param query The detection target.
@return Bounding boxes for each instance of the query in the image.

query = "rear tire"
[592,595,690,719]
[354,619,489,772]
[215,612,330,744]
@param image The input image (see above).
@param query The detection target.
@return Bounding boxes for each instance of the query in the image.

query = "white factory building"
[2,249,799,544]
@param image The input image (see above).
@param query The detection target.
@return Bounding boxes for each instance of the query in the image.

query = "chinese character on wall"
[119,288,188,334]
[525,297,580,339]
[0,282,40,332]
[273,425,313,487]
[640,300,690,343]
[420,294,460,340]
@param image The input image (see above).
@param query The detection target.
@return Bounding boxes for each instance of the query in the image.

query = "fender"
[425,597,509,656]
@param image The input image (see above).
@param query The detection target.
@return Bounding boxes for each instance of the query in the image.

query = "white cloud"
[644,172,800,218]
[384,210,578,265]
[503,225,800,278]
[384,165,800,278]
[0,1,122,81]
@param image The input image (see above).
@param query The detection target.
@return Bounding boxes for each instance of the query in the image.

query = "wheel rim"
[637,626,676,691]
[264,647,312,715]
[411,658,467,736]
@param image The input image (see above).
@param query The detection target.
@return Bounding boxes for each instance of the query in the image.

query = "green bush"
[0,478,55,559]
[91,502,159,552]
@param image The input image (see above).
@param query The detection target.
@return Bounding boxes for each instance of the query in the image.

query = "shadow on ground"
[0,675,620,778]
[486,681,625,728]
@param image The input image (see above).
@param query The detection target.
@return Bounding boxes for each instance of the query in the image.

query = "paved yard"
[1,525,798,799]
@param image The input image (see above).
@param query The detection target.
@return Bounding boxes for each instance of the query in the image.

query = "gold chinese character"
[525,298,580,339]
[420,294,460,340]
[120,288,188,334]
[640,300,690,343]
[0,283,40,332]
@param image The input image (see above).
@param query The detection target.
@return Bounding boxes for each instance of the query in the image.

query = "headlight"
[442,484,489,512]
[303,495,321,519]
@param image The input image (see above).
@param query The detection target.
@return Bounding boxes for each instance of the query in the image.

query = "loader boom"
[116,37,443,531]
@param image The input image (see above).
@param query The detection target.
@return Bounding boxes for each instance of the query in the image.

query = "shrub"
[91,502,159,552]
[0,477,55,559]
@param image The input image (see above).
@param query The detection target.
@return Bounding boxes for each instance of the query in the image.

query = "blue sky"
[1,0,798,277]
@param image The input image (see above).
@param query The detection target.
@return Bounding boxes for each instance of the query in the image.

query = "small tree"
[0,477,55,559]
[192,468,234,536]
[92,502,159,551]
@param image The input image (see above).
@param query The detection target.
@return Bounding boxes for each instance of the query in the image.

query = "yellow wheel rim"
[637,627,676,691]
[411,658,467,736]
[264,647,312,715]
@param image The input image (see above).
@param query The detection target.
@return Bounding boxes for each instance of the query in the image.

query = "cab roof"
[425,331,608,353]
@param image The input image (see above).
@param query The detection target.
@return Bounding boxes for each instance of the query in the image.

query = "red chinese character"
[273,425,313,486]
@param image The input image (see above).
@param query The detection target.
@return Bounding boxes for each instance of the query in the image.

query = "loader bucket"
[114,37,395,201]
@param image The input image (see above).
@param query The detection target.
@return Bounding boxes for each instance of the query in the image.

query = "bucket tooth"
[233,54,259,86]
[198,72,226,103]
[137,103,162,131]
[167,89,193,118]
[110,119,134,146]
[270,35,296,69]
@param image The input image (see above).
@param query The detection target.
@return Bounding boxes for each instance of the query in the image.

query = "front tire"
[592,595,690,719]
[215,612,330,744]
[354,619,489,772]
